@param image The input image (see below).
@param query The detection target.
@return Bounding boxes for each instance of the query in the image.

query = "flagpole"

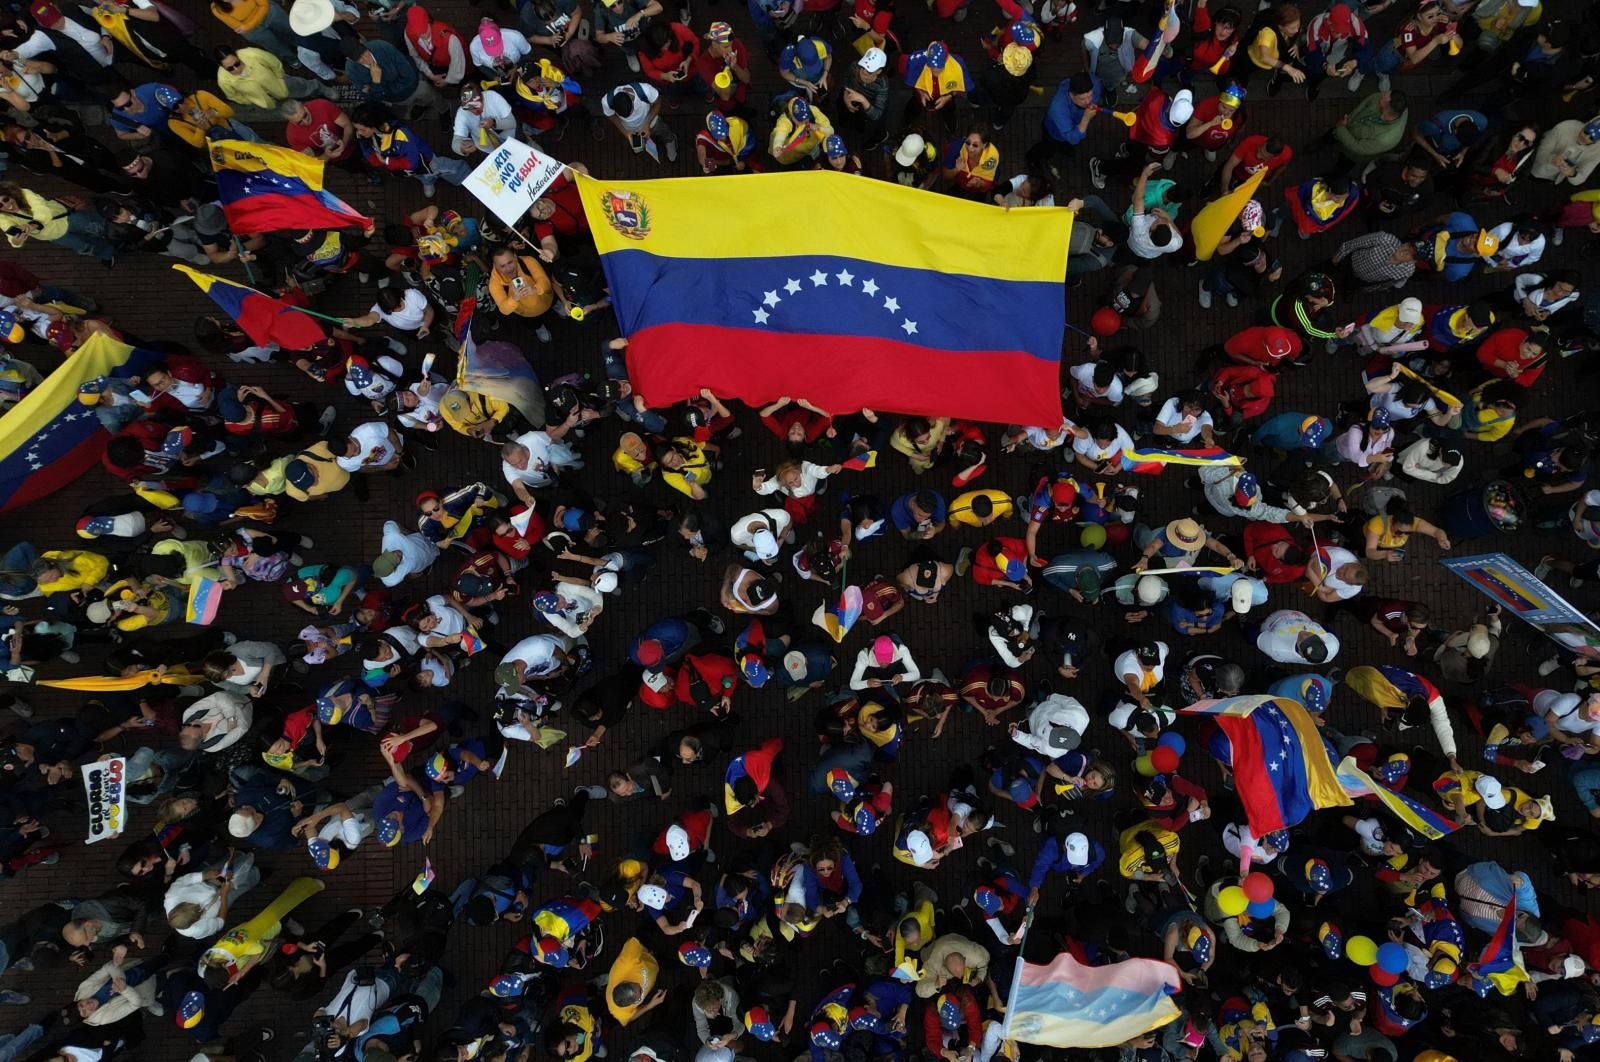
[283,304,351,326]
[232,238,258,286]
[999,903,1037,1040]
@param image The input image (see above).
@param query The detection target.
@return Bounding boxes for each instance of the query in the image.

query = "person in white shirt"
[469,18,533,76]
[1067,361,1124,407]
[1306,545,1366,602]
[337,421,405,473]
[1484,220,1544,273]
[752,459,838,502]
[601,81,679,160]
[1113,641,1168,707]
[497,633,571,693]
[849,634,921,690]
[1513,270,1580,319]
[1009,693,1090,759]
[394,374,448,431]
[1124,162,1184,260]
[373,519,440,587]
[1255,609,1339,664]
[729,508,793,564]
[345,287,434,338]
[1537,689,1600,750]
[451,83,517,155]
[164,854,261,939]
[15,9,115,68]
[501,428,583,504]
[1152,391,1214,446]
[1071,417,1135,474]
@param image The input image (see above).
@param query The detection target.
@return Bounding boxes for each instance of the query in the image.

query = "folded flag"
[1120,445,1241,474]
[209,138,370,234]
[186,576,224,626]
[579,171,1071,427]
[1335,755,1459,842]
[0,334,157,513]
[841,450,878,471]
[173,265,326,351]
[1186,695,1351,836]
[814,585,863,643]
[1006,952,1182,1048]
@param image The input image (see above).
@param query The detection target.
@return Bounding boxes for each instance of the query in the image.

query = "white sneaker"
[1198,282,1213,309]
[1204,149,1217,162]
[1554,228,1566,246]
[625,53,640,73]
[1089,157,1106,190]
[665,137,678,163]
[1346,71,1364,92]
[1225,292,1238,307]
[1538,657,1561,676]
[536,324,552,342]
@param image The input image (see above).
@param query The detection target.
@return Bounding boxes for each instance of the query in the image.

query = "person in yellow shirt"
[949,490,1015,528]
[892,881,937,978]
[606,937,666,1025]
[210,0,302,63]
[215,47,324,121]
[0,185,116,263]
[769,96,833,166]
[488,247,555,340]
[32,550,111,595]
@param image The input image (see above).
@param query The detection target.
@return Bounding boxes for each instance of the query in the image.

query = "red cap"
[29,1,61,28]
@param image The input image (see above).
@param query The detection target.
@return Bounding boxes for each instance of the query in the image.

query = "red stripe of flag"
[1216,714,1287,835]
[0,430,107,513]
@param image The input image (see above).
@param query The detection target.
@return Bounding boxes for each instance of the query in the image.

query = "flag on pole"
[1006,952,1182,1048]
[814,585,863,642]
[173,265,326,350]
[1131,3,1181,82]
[208,138,370,234]
[1466,893,1528,997]
[1189,167,1266,261]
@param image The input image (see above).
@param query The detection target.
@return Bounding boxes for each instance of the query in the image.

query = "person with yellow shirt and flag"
[0,184,116,264]
[937,127,1001,199]
[696,110,757,173]
[903,41,970,131]
[768,95,832,166]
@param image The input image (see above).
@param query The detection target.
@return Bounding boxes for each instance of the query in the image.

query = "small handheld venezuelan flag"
[412,857,435,895]
[841,450,878,471]
[186,577,223,626]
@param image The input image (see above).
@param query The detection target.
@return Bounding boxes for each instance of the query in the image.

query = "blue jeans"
[55,213,116,263]
[416,155,471,193]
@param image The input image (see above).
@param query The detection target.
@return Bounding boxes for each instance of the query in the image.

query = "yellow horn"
[1111,110,1137,127]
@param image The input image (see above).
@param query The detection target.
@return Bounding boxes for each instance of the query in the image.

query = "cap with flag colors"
[578,171,1070,428]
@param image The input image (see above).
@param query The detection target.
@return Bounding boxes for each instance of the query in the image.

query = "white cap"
[637,884,670,910]
[1397,297,1424,324]
[1353,817,1386,855]
[289,0,335,35]
[1563,955,1587,978]
[1167,89,1194,126]
[1474,775,1507,809]
[783,650,808,680]
[905,829,935,866]
[1466,625,1492,659]
[665,824,691,861]
[228,811,256,838]
[859,47,887,72]
[593,571,619,594]
[750,528,779,561]
[1065,832,1090,864]
[1230,579,1254,614]
[894,134,927,168]
[1136,574,1163,605]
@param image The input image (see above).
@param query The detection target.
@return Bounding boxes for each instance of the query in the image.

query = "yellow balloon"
[1346,935,1378,966]
[1217,886,1248,917]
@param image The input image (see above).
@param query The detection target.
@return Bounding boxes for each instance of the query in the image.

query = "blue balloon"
[1376,942,1408,975]
[1246,898,1275,918]
[1156,732,1187,755]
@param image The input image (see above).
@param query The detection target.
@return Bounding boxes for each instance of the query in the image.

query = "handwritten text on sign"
[83,756,127,845]
[467,139,565,227]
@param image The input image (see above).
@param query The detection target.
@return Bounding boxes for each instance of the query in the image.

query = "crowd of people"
[1,0,1600,1060]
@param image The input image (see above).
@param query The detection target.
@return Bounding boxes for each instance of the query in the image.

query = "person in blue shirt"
[1027,821,1105,903]
[1412,108,1487,171]
[890,489,947,541]
[343,37,443,119]
[229,767,320,849]
[780,35,831,99]
[714,864,770,931]
[1029,72,1101,172]
[1166,580,1226,636]
[628,611,723,669]
[372,776,432,847]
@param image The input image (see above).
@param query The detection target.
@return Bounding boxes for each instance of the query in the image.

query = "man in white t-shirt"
[1126,162,1183,260]
[601,81,679,160]
[1256,609,1340,664]
[451,83,516,155]
[1071,418,1135,474]
[1537,689,1600,751]
[1152,391,1215,446]
[345,287,434,339]
[337,421,404,473]
[1308,545,1366,602]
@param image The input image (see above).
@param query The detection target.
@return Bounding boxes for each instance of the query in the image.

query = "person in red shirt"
[1207,324,1302,371]
[849,0,896,50]
[283,97,357,167]
[527,172,590,260]
[1220,133,1291,192]
[1183,83,1243,161]
[638,20,701,89]
[965,535,1031,591]
[923,987,983,1058]
[674,651,738,713]
[1474,327,1550,387]
[696,21,751,111]
[1184,0,1242,82]
[1208,363,1275,423]
[759,396,832,449]
[1244,522,1309,584]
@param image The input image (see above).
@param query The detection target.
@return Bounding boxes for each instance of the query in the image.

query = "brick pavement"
[2,0,1600,1058]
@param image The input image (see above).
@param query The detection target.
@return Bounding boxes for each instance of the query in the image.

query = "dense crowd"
[2,0,1600,1061]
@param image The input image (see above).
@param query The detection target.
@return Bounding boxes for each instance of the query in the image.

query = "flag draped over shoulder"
[173,265,326,350]
[1186,695,1352,835]
[577,171,1072,427]
[1335,755,1460,842]
[208,138,370,234]
[1006,952,1182,1048]
[1467,893,1529,997]
[0,334,154,512]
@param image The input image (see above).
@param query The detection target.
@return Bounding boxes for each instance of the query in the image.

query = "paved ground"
[4,0,1600,1059]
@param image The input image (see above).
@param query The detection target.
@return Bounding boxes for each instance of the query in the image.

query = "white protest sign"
[465,138,566,227]
[82,756,128,844]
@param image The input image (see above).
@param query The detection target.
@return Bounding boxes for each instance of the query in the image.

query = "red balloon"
[1090,307,1122,337]
[1150,746,1181,774]
[1369,966,1401,987]
[1241,872,1274,904]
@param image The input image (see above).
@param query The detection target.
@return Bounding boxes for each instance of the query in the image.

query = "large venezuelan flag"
[209,139,370,234]
[1335,755,1459,842]
[1006,952,1181,1048]
[173,264,327,350]
[0,334,155,512]
[578,171,1071,427]
[1186,695,1351,835]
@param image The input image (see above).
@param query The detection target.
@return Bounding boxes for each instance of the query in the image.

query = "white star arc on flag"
[747,269,918,339]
